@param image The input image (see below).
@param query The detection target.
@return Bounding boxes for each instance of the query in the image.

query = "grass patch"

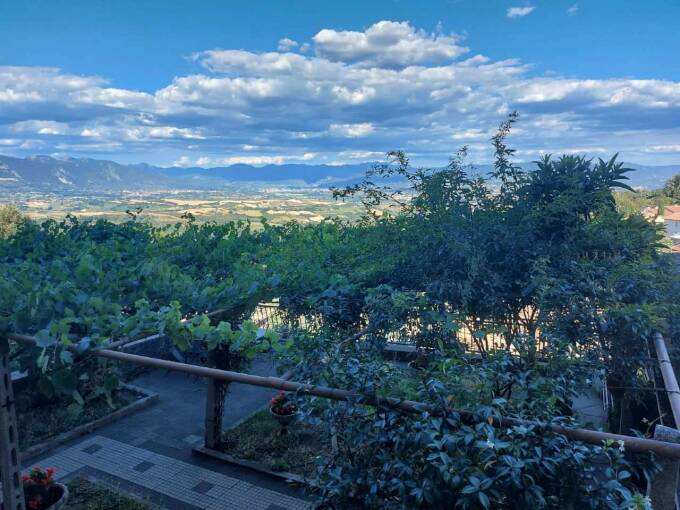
[64,478,153,509]
[222,409,332,477]
[17,389,140,450]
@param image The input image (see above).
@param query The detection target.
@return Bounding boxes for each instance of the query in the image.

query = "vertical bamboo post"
[648,424,680,510]
[0,337,25,510]
[653,333,680,427]
[648,333,680,509]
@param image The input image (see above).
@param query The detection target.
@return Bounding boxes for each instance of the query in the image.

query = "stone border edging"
[191,404,309,486]
[20,384,159,461]
[193,401,333,488]
[193,400,312,486]
[192,445,307,486]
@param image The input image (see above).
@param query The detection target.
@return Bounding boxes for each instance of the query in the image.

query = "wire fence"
[250,302,600,357]
[251,302,284,330]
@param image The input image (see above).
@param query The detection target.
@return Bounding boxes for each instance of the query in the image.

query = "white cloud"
[329,123,375,138]
[277,38,298,52]
[507,6,536,18]
[0,20,679,166]
[147,126,205,139]
[313,20,467,68]
[451,129,489,140]
[516,146,608,157]
[174,152,317,167]
[11,120,69,135]
[643,145,680,153]
[567,4,578,16]
[337,150,384,160]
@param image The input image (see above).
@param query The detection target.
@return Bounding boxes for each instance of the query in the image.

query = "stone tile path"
[29,435,309,510]
[21,356,311,509]
[573,390,606,429]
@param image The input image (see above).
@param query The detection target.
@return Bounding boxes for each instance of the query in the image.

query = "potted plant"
[22,467,68,510]
[270,391,299,435]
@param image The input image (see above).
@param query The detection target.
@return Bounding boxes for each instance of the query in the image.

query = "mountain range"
[0,155,678,191]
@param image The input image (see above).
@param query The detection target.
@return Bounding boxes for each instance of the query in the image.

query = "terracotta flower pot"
[27,483,69,510]
[270,407,299,435]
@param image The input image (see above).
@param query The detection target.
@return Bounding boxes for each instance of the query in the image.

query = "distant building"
[664,205,680,238]
[642,206,659,221]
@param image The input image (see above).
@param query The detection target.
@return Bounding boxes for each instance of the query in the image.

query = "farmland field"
[0,185,365,225]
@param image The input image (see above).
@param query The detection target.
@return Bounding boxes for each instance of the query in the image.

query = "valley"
[1,186,365,225]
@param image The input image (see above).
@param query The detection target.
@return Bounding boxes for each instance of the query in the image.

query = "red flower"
[22,467,56,509]
[28,495,43,510]
[270,391,298,415]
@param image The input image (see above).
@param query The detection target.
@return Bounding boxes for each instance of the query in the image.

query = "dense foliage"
[269,116,679,507]
[0,204,22,238]
[0,216,277,408]
[663,173,680,202]
[2,115,679,508]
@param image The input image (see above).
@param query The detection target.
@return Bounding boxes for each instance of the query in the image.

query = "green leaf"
[35,329,56,348]
[71,390,85,406]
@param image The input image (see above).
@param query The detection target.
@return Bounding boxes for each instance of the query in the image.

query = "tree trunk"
[204,347,231,451]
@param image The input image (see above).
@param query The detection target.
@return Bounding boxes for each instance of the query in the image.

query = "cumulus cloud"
[337,150,384,160]
[329,123,375,138]
[277,38,298,52]
[174,152,316,167]
[0,20,679,166]
[507,6,536,18]
[11,120,69,135]
[643,145,680,153]
[313,20,467,68]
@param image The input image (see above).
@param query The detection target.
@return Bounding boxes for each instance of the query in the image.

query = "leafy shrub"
[0,204,23,238]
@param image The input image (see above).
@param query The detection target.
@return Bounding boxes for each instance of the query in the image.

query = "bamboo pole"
[10,331,680,459]
[653,332,680,428]
[93,348,680,459]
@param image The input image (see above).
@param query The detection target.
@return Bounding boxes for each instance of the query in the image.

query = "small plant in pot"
[22,467,69,510]
[270,391,299,435]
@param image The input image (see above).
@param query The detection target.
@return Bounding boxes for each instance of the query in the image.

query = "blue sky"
[1,0,679,166]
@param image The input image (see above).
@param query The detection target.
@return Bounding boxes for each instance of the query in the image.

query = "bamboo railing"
[7,331,680,460]
[653,332,680,428]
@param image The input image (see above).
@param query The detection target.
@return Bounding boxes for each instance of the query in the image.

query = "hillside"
[0,154,678,191]
[0,155,373,190]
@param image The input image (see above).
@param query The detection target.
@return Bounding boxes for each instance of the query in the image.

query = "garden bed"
[196,407,333,483]
[64,478,152,510]
[18,384,158,460]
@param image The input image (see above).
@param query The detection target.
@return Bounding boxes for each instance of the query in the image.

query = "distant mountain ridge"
[0,154,678,191]
[0,155,374,190]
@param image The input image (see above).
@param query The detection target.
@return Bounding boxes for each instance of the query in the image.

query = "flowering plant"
[270,391,298,415]
[22,467,60,510]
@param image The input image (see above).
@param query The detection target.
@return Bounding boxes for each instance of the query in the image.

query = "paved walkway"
[29,436,308,510]
[24,356,311,509]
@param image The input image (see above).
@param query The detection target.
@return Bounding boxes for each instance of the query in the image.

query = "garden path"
[22,356,311,510]
[572,390,606,429]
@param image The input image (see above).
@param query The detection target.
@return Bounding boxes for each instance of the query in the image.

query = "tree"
[272,114,673,506]
[663,173,680,202]
[0,204,23,238]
